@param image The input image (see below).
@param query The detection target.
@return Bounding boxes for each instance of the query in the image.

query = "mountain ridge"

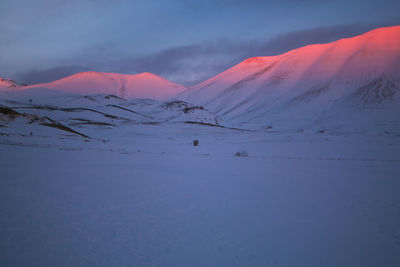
[1,71,187,101]
[176,25,400,131]
[1,25,399,132]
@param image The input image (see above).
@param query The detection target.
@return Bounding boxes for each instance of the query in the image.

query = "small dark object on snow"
[30,132,33,136]
[234,150,248,157]
[193,140,199,146]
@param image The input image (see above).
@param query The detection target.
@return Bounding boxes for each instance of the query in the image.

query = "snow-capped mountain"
[0,78,25,90]
[177,26,400,132]
[1,26,400,133]
[17,72,186,101]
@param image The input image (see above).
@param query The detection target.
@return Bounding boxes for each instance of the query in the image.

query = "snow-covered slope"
[177,26,400,132]
[0,88,220,140]
[0,78,24,91]
[20,72,186,101]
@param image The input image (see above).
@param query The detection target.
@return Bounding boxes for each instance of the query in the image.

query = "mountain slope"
[0,78,24,91]
[20,72,186,101]
[177,25,400,132]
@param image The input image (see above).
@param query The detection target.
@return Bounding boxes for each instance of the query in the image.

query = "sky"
[1,0,400,86]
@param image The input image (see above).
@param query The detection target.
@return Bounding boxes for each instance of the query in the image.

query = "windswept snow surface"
[1,124,400,266]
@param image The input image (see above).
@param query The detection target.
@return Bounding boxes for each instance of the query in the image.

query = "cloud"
[107,23,376,85]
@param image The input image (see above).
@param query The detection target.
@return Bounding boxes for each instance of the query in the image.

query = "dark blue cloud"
[17,65,93,85]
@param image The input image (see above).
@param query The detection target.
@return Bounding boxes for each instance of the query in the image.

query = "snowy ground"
[1,120,400,266]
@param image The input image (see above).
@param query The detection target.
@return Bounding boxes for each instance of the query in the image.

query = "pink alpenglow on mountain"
[0,78,22,90]
[23,72,186,101]
[178,26,400,127]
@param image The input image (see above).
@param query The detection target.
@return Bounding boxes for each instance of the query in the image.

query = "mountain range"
[1,72,186,101]
[1,25,399,132]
